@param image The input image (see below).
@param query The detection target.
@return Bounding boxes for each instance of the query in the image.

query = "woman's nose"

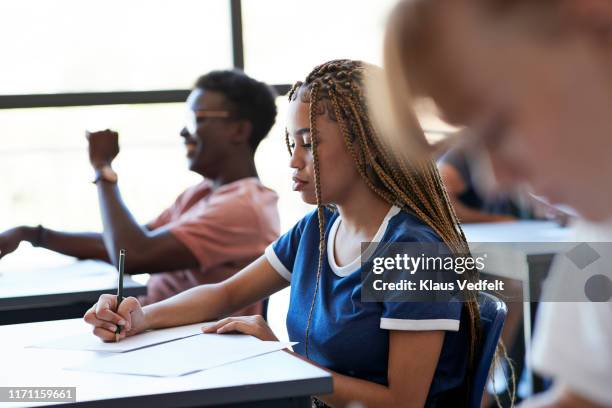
[289,148,305,170]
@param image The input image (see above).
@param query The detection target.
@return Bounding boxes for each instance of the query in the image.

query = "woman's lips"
[292,176,308,191]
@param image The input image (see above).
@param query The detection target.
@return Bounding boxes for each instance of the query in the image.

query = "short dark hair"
[195,70,277,152]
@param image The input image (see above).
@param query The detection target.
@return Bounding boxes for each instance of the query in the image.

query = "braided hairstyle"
[285,59,482,397]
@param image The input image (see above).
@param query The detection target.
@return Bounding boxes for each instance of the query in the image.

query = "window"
[0,1,232,94]
[242,0,398,84]
[0,103,198,231]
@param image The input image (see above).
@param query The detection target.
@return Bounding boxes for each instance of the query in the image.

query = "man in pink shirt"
[0,70,280,315]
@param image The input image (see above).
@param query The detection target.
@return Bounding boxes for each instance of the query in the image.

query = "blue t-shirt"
[265,205,468,401]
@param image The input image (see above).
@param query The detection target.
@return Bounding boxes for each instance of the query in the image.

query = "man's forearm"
[93,179,201,275]
[96,181,149,266]
[21,226,110,262]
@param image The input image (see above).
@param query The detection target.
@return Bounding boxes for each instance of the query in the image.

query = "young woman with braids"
[83,59,479,407]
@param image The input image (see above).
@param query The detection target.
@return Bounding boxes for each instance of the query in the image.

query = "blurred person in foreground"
[376,0,612,406]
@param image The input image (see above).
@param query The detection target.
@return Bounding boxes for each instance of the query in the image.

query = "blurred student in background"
[0,70,280,314]
[438,142,528,223]
[382,0,612,406]
[437,133,570,225]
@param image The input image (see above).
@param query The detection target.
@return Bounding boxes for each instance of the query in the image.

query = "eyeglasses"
[185,109,237,134]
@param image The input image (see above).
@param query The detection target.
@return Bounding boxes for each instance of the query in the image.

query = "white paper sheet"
[67,334,297,377]
[29,322,205,352]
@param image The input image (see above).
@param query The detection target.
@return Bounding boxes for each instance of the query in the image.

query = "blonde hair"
[286,59,482,403]
[382,3,525,403]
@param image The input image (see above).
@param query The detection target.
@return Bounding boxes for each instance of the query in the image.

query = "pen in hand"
[115,249,126,342]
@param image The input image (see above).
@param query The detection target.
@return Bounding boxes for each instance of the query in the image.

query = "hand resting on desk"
[202,315,279,341]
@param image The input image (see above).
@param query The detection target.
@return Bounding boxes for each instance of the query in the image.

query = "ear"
[229,120,253,146]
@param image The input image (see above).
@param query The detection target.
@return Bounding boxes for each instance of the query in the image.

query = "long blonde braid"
[286,61,481,388]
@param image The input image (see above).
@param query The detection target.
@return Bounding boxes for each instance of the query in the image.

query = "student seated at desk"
[438,143,569,226]
[85,60,482,408]
[438,143,531,223]
[0,70,280,314]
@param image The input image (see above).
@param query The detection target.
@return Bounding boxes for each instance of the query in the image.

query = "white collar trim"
[327,205,401,277]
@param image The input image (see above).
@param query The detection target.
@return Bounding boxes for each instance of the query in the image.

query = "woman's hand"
[83,294,149,342]
[202,315,279,341]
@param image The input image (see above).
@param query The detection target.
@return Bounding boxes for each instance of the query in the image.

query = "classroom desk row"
[1,221,571,326]
[0,245,146,325]
[0,221,572,406]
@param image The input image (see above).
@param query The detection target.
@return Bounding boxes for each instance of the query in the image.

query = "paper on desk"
[29,322,204,352]
[67,334,297,377]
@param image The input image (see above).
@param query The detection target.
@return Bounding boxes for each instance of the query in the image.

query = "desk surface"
[462,220,572,243]
[463,220,574,256]
[0,246,146,311]
[0,319,332,407]
[461,220,575,282]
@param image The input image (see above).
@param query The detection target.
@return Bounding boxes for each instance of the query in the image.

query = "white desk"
[462,220,571,243]
[0,319,332,407]
[0,246,146,324]
[463,220,573,394]
[463,220,572,286]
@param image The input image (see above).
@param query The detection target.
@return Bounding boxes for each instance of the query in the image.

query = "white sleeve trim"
[265,244,292,282]
[380,318,460,332]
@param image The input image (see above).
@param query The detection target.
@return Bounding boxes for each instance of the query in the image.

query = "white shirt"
[531,220,612,406]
